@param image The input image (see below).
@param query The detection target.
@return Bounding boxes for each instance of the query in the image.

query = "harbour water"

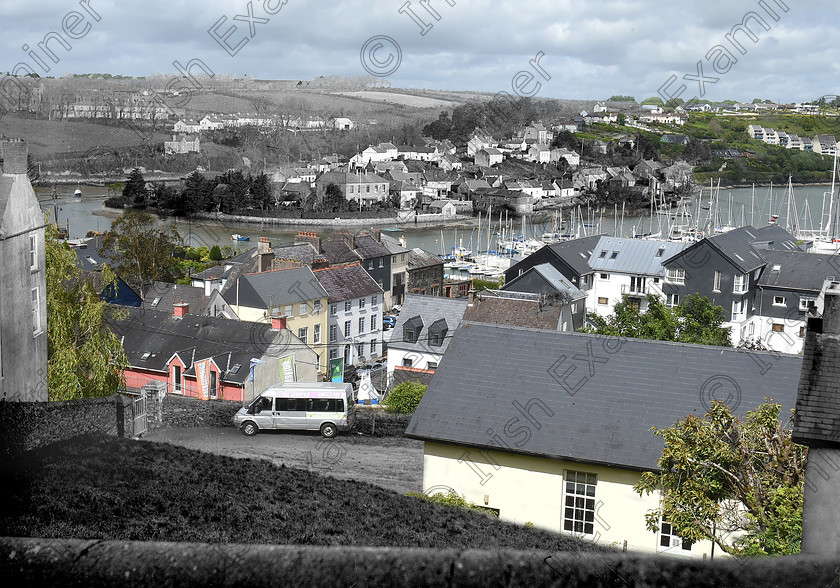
[39,182,838,255]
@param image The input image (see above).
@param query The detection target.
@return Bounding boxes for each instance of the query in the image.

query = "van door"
[274,397,308,430]
[307,397,345,431]
[251,396,275,430]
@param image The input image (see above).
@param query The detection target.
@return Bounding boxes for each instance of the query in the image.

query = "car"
[343,364,359,384]
[383,315,397,328]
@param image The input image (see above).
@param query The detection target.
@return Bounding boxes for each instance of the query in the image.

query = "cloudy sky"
[2,0,838,103]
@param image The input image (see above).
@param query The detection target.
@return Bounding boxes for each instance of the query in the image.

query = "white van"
[233,382,356,438]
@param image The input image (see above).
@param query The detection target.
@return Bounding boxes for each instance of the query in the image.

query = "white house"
[527,144,551,164]
[386,294,468,389]
[586,237,687,316]
[174,118,201,133]
[315,263,384,367]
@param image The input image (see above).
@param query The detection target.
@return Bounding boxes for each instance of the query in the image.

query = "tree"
[122,168,147,206]
[609,95,636,102]
[634,400,807,556]
[385,382,426,414]
[583,294,731,346]
[99,210,182,297]
[616,113,626,126]
[209,245,223,261]
[641,97,665,106]
[322,182,345,212]
[45,222,128,400]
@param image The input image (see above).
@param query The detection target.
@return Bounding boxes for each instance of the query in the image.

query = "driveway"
[143,427,424,495]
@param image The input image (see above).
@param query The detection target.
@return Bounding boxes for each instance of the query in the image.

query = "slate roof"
[354,234,390,259]
[408,248,444,270]
[758,250,840,291]
[314,263,383,304]
[192,265,229,280]
[589,237,687,276]
[793,288,840,446]
[272,242,323,266]
[320,240,361,265]
[380,233,409,255]
[667,226,798,274]
[388,294,468,353]
[220,266,327,309]
[504,263,587,300]
[143,282,210,315]
[406,323,802,471]
[109,307,302,385]
[537,234,604,277]
[462,290,563,330]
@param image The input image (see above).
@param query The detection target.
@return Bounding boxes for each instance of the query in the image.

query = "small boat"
[231,234,250,242]
[74,188,82,197]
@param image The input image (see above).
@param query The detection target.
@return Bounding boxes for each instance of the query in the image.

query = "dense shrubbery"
[384,382,426,414]
[406,490,499,517]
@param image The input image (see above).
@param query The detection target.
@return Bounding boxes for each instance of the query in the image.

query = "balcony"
[621,283,647,297]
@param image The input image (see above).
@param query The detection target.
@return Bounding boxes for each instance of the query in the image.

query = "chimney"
[296,231,321,253]
[1,139,28,175]
[792,281,840,557]
[271,314,287,330]
[174,302,189,317]
[467,288,476,306]
[257,237,274,273]
[399,235,407,249]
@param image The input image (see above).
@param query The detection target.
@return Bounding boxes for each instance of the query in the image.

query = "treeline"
[106,169,273,217]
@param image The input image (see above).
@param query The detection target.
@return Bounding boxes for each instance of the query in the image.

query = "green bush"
[384,382,426,414]
[406,490,499,517]
[209,245,222,261]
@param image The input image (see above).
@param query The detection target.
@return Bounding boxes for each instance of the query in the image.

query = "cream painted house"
[215,266,329,376]
[406,323,801,557]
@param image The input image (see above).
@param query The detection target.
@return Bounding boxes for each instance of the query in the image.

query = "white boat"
[74,188,82,197]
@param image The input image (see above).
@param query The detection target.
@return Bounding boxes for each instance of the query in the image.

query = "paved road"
[143,427,424,495]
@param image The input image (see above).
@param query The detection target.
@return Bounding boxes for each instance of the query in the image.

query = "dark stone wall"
[0,395,132,455]
[1,537,837,588]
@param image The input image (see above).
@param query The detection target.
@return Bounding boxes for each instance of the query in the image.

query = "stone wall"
[1,537,837,588]
[353,407,412,437]
[0,394,133,455]
[151,394,243,429]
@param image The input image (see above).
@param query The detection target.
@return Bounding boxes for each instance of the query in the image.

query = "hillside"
[0,434,608,552]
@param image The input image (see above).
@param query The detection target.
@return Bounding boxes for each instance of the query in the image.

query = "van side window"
[254,397,272,413]
[275,398,286,411]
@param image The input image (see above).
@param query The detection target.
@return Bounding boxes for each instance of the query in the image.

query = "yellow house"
[217,266,329,377]
[405,322,801,557]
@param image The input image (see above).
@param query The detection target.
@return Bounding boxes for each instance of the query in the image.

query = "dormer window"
[427,318,448,347]
[404,315,424,343]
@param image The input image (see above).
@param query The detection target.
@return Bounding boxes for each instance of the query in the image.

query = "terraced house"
[211,266,329,377]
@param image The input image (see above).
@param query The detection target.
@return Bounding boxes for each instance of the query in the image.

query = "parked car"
[343,364,359,384]
[383,315,397,329]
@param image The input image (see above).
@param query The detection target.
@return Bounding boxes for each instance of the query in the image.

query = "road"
[143,427,425,495]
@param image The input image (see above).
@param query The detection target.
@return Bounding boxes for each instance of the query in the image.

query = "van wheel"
[320,423,337,438]
[242,421,258,436]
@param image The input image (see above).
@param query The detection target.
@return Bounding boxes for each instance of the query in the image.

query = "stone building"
[0,140,47,401]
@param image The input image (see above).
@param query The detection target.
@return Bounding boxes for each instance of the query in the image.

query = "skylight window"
[655,247,665,258]
[599,250,608,258]
[151,297,161,307]
[734,253,745,261]
[772,264,781,272]
[141,352,151,360]
[230,363,241,374]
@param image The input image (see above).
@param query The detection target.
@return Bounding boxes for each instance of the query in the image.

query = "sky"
[1,0,838,103]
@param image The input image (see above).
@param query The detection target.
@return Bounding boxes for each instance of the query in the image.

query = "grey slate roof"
[143,282,210,315]
[406,323,801,471]
[314,263,383,304]
[589,237,686,276]
[504,263,587,300]
[380,232,409,255]
[354,234,390,259]
[388,294,468,354]
[192,265,229,280]
[408,248,444,270]
[462,290,564,330]
[758,250,840,291]
[544,235,604,276]
[272,242,323,266]
[667,226,798,274]
[220,266,327,309]
[109,307,301,385]
[320,240,362,265]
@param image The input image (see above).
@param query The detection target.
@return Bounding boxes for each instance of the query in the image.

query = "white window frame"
[658,518,693,555]
[329,324,337,343]
[731,299,745,322]
[358,317,365,334]
[344,301,352,312]
[360,297,366,310]
[344,320,351,337]
[31,286,42,335]
[29,234,38,271]
[713,270,721,292]
[313,323,321,344]
[329,303,337,315]
[298,326,308,345]
[666,293,680,308]
[284,304,294,318]
[665,268,685,285]
[773,295,786,306]
[562,470,598,536]
[733,274,747,294]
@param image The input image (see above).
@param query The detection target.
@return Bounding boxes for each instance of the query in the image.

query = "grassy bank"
[0,435,607,552]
